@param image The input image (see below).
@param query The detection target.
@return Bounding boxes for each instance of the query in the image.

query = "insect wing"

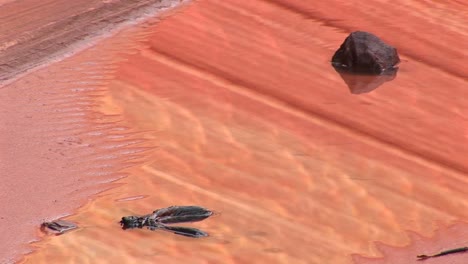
[152,206,213,224]
[160,225,209,238]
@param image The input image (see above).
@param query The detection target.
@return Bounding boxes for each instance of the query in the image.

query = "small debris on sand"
[417,246,468,260]
[41,220,78,235]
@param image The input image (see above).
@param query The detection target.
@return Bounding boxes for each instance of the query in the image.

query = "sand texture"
[0,0,467,263]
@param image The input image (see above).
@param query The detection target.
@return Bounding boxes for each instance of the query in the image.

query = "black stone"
[332,31,400,74]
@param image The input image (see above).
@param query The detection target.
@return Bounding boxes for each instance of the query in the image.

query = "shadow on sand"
[333,67,398,94]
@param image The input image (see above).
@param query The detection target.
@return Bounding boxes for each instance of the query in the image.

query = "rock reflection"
[333,68,398,94]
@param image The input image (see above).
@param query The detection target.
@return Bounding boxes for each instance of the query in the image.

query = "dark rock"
[332,31,400,74]
[41,220,77,235]
[334,67,398,94]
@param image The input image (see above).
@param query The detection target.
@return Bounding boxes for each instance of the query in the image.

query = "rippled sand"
[1,0,467,263]
[0,1,186,263]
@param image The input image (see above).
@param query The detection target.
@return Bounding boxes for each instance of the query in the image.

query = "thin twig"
[417,246,468,260]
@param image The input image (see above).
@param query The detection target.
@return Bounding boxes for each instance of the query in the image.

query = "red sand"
[0,1,187,263]
[353,222,468,264]
[1,0,468,263]
[0,31,150,263]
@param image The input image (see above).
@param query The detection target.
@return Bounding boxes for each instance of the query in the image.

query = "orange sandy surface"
[1,0,467,263]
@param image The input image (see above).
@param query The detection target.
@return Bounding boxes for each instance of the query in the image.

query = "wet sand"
[0,0,187,83]
[1,0,467,263]
[0,1,187,263]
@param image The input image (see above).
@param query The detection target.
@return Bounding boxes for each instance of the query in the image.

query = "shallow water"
[3,0,468,263]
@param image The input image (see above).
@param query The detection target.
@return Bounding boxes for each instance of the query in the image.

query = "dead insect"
[41,220,78,235]
[120,205,213,238]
